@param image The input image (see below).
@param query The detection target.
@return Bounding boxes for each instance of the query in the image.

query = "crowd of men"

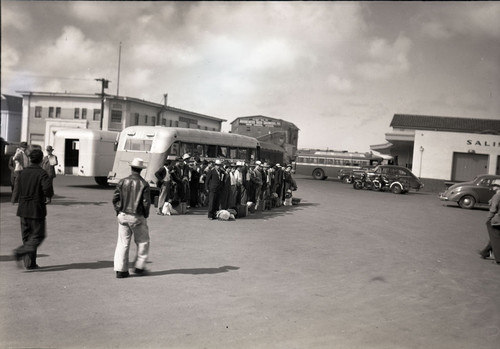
[154,153,298,219]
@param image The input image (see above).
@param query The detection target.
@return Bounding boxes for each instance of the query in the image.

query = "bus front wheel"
[95,176,109,187]
[312,169,325,180]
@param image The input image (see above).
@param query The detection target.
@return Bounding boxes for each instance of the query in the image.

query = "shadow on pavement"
[32,260,113,272]
[148,265,239,276]
[0,254,49,262]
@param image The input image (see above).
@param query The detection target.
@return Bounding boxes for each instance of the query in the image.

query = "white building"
[371,114,500,190]
[16,91,226,149]
[1,94,22,143]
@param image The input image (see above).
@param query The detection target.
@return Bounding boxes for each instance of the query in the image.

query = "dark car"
[338,166,376,184]
[439,174,500,209]
[370,165,424,191]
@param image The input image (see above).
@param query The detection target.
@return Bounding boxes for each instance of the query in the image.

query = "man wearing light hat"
[112,158,151,278]
[42,145,58,203]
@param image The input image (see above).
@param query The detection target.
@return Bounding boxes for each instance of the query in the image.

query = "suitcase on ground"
[154,195,159,208]
[236,204,248,218]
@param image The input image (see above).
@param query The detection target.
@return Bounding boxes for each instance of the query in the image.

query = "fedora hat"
[182,153,191,160]
[129,158,146,169]
[46,145,54,151]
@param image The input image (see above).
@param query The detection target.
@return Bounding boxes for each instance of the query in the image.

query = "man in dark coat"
[205,159,223,220]
[13,148,54,270]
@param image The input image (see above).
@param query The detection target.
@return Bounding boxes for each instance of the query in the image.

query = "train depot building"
[371,114,500,190]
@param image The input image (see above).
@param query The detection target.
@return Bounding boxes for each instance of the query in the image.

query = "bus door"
[65,138,80,175]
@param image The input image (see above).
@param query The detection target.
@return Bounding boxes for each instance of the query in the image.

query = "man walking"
[112,158,151,278]
[13,148,53,270]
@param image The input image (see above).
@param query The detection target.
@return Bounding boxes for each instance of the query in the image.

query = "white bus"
[52,128,118,186]
[107,126,260,191]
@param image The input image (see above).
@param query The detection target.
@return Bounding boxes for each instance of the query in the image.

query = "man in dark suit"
[13,148,53,270]
[205,159,223,220]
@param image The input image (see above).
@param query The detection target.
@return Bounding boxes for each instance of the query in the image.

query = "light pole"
[95,78,110,130]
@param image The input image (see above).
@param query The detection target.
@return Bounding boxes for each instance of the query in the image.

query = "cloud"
[326,75,353,92]
[355,35,412,80]
[419,3,500,40]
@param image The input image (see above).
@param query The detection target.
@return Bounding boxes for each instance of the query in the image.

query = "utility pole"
[95,78,110,130]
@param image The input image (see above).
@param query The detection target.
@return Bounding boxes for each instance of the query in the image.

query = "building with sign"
[230,115,299,162]
[371,114,500,190]
[16,91,225,149]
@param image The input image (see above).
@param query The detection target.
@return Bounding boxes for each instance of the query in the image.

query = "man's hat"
[255,160,262,166]
[215,159,222,165]
[20,142,28,148]
[182,153,191,160]
[129,158,146,169]
[46,145,54,151]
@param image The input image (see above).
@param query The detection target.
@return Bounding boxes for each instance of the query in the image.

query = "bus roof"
[121,126,259,147]
[296,149,383,160]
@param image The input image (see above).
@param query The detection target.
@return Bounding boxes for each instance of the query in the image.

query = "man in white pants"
[112,158,151,278]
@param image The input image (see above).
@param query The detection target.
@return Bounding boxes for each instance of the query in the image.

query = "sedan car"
[370,165,424,191]
[439,174,500,209]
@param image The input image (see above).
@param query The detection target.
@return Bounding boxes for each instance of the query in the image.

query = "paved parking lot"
[1,175,499,348]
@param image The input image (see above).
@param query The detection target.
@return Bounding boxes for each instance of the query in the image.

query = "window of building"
[34,106,42,118]
[152,116,156,125]
[56,107,61,118]
[48,107,54,118]
[81,108,87,120]
[111,110,122,123]
[162,119,166,126]
[134,113,139,125]
[175,121,179,127]
[74,108,80,119]
[93,109,101,121]
[144,115,148,124]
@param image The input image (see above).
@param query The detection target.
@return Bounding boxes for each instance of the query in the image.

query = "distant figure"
[11,142,29,203]
[42,145,58,203]
[13,148,54,270]
[112,158,151,278]
[479,184,500,264]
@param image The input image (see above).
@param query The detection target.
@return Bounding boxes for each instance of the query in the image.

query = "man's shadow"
[148,265,239,276]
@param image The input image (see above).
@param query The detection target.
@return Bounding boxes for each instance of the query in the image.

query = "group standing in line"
[153,153,297,220]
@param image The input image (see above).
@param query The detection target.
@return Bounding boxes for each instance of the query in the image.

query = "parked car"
[338,166,376,184]
[439,174,500,209]
[369,165,424,191]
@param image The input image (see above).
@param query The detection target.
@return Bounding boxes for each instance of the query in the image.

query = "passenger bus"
[293,149,384,180]
[107,126,261,192]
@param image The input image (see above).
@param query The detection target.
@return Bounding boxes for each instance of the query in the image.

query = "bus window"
[229,147,238,159]
[240,148,248,161]
[193,144,205,158]
[327,159,334,165]
[218,146,229,158]
[207,144,217,158]
[343,160,351,166]
[318,158,325,164]
[168,141,180,156]
[124,139,152,152]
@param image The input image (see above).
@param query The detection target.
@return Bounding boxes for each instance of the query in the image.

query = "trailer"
[52,129,118,186]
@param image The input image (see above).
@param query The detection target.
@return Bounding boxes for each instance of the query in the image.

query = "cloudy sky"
[2,1,499,152]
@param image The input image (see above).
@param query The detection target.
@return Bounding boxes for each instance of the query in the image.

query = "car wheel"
[458,195,476,209]
[342,176,352,184]
[312,169,325,180]
[391,183,402,194]
[353,180,363,190]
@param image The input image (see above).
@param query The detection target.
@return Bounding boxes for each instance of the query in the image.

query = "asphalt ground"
[1,175,499,349]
